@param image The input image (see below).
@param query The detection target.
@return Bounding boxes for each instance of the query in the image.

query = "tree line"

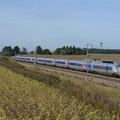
[2,46,21,56]
[1,45,120,56]
[1,46,52,56]
[89,48,120,54]
[54,46,86,55]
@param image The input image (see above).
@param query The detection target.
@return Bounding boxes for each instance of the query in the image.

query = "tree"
[64,47,69,55]
[53,48,61,55]
[21,47,27,54]
[73,46,76,55]
[69,46,74,55]
[42,49,52,55]
[54,46,88,55]
[2,46,13,56]
[36,46,42,54]
[13,46,20,55]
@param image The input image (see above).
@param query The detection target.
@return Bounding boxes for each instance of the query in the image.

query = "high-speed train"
[14,56,120,77]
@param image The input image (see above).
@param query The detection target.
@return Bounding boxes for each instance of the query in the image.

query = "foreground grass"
[25,64,120,101]
[0,65,120,119]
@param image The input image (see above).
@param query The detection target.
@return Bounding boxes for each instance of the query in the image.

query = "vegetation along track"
[15,61,120,89]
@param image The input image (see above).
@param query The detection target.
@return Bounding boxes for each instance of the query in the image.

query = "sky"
[0,0,120,52]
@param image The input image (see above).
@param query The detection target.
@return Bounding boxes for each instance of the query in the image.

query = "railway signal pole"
[86,44,93,81]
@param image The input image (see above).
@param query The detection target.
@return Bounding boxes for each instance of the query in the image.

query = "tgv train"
[14,56,120,77]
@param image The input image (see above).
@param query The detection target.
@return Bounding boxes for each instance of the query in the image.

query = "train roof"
[44,58,55,60]
[55,58,68,61]
[69,59,83,63]
[37,57,45,59]
[84,59,115,62]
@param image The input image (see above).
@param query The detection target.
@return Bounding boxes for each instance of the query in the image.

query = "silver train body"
[14,56,120,77]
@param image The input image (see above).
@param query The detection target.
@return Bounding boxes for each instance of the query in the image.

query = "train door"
[89,59,95,72]
[117,65,120,76]
[106,65,113,76]
[89,59,93,72]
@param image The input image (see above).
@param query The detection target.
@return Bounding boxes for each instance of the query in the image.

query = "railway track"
[15,61,120,89]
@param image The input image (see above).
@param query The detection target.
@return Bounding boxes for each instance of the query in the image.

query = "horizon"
[1,45,120,53]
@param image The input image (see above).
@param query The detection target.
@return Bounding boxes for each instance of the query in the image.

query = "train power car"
[89,59,120,76]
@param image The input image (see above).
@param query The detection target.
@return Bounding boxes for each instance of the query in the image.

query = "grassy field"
[24,54,120,61]
[0,64,120,119]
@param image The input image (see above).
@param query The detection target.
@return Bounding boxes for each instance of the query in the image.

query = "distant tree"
[75,48,82,55]
[62,46,66,50]
[82,48,87,55]
[88,48,120,54]
[64,47,69,55]
[54,46,88,55]
[53,48,61,55]
[42,49,52,55]
[36,46,42,54]
[13,46,20,55]
[2,46,13,56]
[69,46,74,55]
[29,51,35,54]
[73,46,76,55]
[21,47,27,54]
[86,48,120,54]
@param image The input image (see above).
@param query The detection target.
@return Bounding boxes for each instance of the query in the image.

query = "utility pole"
[34,52,37,67]
[86,44,93,81]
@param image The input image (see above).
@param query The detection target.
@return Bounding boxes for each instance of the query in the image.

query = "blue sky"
[0,0,120,51]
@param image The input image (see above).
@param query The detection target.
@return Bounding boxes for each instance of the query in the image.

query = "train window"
[103,61,113,64]
[94,65,112,71]
[55,61,65,64]
[94,65,106,70]
[69,63,82,67]
[26,58,30,60]
[45,60,53,63]
[38,60,44,62]
[107,67,112,71]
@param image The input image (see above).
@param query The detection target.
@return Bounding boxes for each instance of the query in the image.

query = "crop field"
[24,54,120,61]
[0,58,120,119]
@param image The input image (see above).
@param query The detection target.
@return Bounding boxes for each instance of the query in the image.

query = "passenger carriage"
[30,57,36,63]
[68,60,85,71]
[54,59,69,68]
[25,57,31,62]
[44,58,55,66]
[37,58,45,64]
[87,59,120,76]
